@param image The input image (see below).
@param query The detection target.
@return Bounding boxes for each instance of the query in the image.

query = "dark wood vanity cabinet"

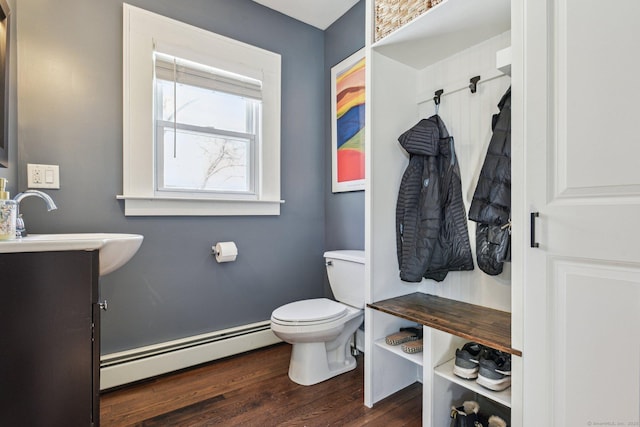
[0,250,100,427]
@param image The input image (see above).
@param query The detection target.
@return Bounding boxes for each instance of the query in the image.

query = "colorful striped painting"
[335,55,365,186]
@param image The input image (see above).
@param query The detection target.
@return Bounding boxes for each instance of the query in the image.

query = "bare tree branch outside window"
[200,139,245,189]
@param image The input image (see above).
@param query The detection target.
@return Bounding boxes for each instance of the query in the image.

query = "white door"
[517,0,640,425]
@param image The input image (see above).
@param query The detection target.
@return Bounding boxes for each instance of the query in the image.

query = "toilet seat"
[271,298,347,325]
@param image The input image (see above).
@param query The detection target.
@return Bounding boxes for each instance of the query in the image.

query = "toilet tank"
[324,250,365,309]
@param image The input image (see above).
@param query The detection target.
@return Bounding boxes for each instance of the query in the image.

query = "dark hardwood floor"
[100,343,422,426]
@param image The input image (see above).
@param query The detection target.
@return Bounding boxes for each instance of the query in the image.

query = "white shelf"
[496,46,512,76]
[372,0,511,69]
[374,337,423,366]
[434,359,511,408]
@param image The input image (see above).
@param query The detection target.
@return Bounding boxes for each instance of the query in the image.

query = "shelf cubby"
[434,359,511,407]
[374,337,423,366]
[368,292,521,357]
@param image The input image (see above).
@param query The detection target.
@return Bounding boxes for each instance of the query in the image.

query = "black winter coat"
[469,87,511,275]
[396,115,474,282]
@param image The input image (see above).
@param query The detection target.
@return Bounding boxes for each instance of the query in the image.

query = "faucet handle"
[15,214,26,238]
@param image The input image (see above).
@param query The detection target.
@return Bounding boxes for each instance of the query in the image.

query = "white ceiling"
[252,0,359,30]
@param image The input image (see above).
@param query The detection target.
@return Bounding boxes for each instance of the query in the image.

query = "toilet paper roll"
[214,241,238,263]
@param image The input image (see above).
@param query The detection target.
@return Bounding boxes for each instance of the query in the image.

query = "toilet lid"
[272,298,347,323]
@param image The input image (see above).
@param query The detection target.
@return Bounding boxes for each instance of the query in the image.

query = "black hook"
[469,76,481,94]
[433,89,444,105]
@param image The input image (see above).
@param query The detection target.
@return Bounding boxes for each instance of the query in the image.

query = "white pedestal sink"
[0,233,143,276]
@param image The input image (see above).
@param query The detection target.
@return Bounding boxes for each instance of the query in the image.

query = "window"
[120,4,282,216]
[154,55,261,196]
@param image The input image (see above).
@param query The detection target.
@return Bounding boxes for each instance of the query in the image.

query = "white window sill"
[116,195,284,216]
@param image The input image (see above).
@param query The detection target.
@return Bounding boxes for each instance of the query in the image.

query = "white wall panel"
[415,32,512,312]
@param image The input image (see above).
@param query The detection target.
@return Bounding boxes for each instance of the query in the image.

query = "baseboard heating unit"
[100,320,281,390]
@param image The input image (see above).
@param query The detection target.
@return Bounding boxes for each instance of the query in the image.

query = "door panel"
[522,0,640,425]
[559,2,640,194]
[0,251,99,427]
[552,260,640,426]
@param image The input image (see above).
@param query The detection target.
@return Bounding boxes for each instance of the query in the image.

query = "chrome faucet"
[13,190,58,237]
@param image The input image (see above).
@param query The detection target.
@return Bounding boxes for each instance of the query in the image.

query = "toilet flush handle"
[325,260,333,266]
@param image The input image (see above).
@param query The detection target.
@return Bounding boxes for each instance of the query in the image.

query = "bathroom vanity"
[0,250,100,426]
[0,233,142,426]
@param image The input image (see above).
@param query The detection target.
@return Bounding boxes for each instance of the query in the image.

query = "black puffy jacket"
[469,87,511,275]
[396,115,474,282]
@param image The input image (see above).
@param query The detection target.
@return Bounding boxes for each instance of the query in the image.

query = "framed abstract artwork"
[331,48,365,193]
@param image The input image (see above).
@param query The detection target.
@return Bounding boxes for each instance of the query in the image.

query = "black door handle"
[530,212,540,248]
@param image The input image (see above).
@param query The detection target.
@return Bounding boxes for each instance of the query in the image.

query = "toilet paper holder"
[212,241,238,263]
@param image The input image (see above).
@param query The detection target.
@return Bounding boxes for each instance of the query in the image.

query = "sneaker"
[476,349,512,391]
[453,342,485,379]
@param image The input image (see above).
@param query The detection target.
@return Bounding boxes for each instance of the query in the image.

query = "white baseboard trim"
[100,320,281,390]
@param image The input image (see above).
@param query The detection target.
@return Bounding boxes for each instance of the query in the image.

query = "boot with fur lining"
[462,401,480,415]
[488,415,507,427]
[451,400,480,416]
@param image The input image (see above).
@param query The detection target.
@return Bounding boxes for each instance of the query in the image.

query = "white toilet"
[270,250,365,386]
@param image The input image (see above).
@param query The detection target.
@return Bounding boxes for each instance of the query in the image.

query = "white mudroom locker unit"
[361,0,640,426]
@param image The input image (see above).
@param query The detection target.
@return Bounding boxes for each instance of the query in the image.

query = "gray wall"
[324,1,366,252]
[16,0,329,355]
[12,0,365,355]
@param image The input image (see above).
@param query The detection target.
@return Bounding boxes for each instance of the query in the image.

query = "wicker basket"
[375,0,440,41]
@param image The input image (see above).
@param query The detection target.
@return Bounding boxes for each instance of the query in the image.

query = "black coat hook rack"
[433,89,444,105]
[469,75,481,94]
[433,89,444,114]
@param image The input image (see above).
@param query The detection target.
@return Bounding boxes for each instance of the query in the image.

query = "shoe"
[488,415,507,427]
[385,327,422,346]
[401,339,423,354]
[453,342,485,379]
[450,401,481,427]
[476,349,512,391]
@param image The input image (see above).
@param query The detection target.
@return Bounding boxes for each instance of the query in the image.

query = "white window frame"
[120,4,282,216]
